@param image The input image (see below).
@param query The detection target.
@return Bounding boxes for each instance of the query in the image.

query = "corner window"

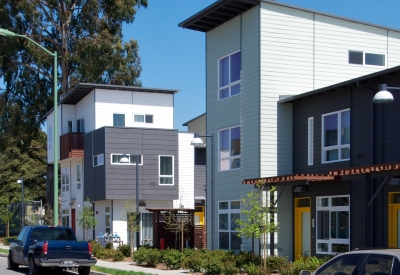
[111,154,142,165]
[219,126,241,171]
[134,114,153,123]
[159,156,174,185]
[113,114,125,127]
[219,51,241,100]
[218,201,241,250]
[316,196,350,254]
[322,109,350,163]
[93,154,104,167]
[348,50,385,66]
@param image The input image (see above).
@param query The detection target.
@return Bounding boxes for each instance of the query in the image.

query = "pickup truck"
[7,225,96,275]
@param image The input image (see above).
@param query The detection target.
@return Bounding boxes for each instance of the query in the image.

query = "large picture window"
[159,156,174,185]
[322,109,350,163]
[219,126,241,171]
[218,201,241,250]
[316,196,350,254]
[219,51,241,100]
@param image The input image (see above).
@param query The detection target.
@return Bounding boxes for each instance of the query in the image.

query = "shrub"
[96,247,115,259]
[280,256,328,275]
[235,251,261,270]
[244,262,260,275]
[265,256,288,273]
[132,247,161,267]
[117,244,131,257]
[203,256,223,275]
[90,240,103,257]
[3,237,17,246]
[113,250,125,261]
[222,261,239,275]
[105,242,113,249]
[181,249,206,272]
[133,247,148,264]
[163,248,183,270]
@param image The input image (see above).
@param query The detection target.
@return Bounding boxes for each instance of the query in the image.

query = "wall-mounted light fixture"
[372,84,400,104]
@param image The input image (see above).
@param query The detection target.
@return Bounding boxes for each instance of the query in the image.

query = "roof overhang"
[243,174,341,186]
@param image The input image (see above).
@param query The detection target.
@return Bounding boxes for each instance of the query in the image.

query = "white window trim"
[316,195,350,255]
[113,113,125,127]
[308,117,314,166]
[348,50,386,67]
[218,200,241,250]
[134,114,154,123]
[218,125,241,171]
[61,167,70,193]
[321,109,350,164]
[93,154,105,167]
[159,155,174,185]
[110,154,143,165]
[218,50,241,101]
[77,164,81,190]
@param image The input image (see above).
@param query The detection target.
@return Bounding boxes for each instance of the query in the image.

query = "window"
[111,154,142,165]
[77,118,85,133]
[113,114,125,127]
[348,50,385,66]
[316,196,350,254]
[219,201,241,250]
[61,167,70,192]
[62,209,69,226]
[308,117,314,166]
[93,154,104,167]
[77,164,81,190]
[68,121,72,133]
[141,213,153,246]
[219,51,241,100]
[105,206,111,233]
[159,156,174,185]
[48,126,52,151]
[219,126,241,171]
[134,114,153,123]
[322,109,350,163]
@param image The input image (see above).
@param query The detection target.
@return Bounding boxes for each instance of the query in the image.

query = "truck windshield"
[30,228,75,241]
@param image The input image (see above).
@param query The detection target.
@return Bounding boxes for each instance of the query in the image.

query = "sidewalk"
[0,243,190,275]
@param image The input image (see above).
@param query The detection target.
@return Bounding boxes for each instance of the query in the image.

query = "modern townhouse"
[45,83,205,247]
[179,0,400,260]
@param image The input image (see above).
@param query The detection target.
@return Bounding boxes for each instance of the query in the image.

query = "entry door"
[295,198,311,259]
[71,209,76,233]
[388,193,400,247]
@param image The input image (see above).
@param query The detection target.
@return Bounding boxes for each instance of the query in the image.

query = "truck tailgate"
[46,241,91,259]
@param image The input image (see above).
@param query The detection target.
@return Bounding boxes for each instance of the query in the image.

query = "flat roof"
[179,0,400,33]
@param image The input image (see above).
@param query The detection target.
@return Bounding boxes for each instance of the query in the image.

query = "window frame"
[77,118,85,133]
[61,167,70,192]
[134,114,154,124]
[321,109,350,164]
[105,206,111,233]
[348,50,386,67]
[93,154,105,167]
[113,113,125,127]
[218,50,241,100]
[77,164,81,190]
[111,154,143,165]
[48,125,53,151]
[316,195,350,255]
[218,200,241,251]
[159,155,174,185]
[218,126,241,171]
[308,117,314,166]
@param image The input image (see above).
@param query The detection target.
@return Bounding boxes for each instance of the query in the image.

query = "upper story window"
[111,154,142,165]
[308,117,314,166]
[322,109,350,163]
[113,114,125,127]
[77,118,85,133]
[219,51,241,100]
[68,121,72,132]
[348,50,385,66]
[159,155,174,185]
[134,114,153,123]
[61,167,70,192]
[48,125,52,151]
[77,164,81,190]
[93,153,104,167]
[219,126,241,171]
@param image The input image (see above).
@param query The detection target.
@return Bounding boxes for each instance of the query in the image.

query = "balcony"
[60,132,84,160]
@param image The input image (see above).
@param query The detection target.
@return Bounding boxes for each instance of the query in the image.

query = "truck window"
[30,228,75,241]
[17,227,28,241]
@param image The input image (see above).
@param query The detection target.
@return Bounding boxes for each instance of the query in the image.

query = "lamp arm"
[14,34,56,57]
[386,87,400,90]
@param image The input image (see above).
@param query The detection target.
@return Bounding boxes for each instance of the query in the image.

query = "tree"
[0,0,147,148]
[236,182,279,270]
[163,210,193,252]
[121,199,140,253]
[77,198,97,241]
[0,197,18,237]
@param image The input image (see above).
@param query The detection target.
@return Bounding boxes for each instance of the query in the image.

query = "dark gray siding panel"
[104,127,179,200]
[84,128,106,201]
[194,148,206,199]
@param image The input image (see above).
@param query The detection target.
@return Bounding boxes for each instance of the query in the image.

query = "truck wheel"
[29,256,42,275]
[7,252,19,270]
[78,266,90,275]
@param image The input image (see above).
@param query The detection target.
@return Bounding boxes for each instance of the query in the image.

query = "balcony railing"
[60,132,84,160]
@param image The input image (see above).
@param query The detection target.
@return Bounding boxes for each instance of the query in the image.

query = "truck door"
[13,227,28,264]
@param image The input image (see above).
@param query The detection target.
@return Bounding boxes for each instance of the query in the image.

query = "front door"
[388,193,400,247]
[71,209,76,233]
[294,197,311,259]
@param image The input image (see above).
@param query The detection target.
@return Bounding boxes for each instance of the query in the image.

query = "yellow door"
[388,193,400,247]
[295,198,311,259]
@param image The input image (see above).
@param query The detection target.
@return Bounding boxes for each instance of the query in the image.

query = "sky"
[126,0,400,131]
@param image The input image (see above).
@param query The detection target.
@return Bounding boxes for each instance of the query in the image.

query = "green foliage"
[162,248,183,270]
[265,256,288,273]
[244,262,260,275]
[77,198,98,241]
[122,200,140,252]
[117,244,132,257]
[222,261,239,275]
[113,250,125,261]
[280,256,329,275]
[180,249,206,272]
[132,247,161,267]
[3,236,17,246]
[235,251,261,269]
[90,240,103,257]
[106,242,114,249]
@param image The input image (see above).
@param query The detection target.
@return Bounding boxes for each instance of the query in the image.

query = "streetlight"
[120,154,140,250]
[17,178,24,228]
[190,133,215,249]
[0,28,59,225]
[372,84,400,104]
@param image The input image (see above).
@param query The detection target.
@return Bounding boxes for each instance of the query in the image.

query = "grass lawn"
[0,248,8,254]
[91,265,156,275]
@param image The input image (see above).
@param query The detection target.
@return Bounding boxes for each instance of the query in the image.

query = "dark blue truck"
[7,225,96,275]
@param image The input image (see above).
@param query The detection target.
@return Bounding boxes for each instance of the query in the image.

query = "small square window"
[348,51,363,64]
[145,115,153,123]
[113,114,125,127]
[134,115,144,123]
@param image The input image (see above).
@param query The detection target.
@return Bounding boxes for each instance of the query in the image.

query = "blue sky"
[126,0,400,131]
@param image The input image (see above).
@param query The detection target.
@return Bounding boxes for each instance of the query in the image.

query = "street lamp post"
[120,154,140,250]
[190,133,215,249]
[0,28,59,226]
[17,178,24,228]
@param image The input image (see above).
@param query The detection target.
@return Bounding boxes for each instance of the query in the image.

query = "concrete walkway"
[0,243,190,275]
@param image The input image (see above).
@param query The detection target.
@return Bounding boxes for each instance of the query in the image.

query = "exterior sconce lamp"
[372,84,400,104]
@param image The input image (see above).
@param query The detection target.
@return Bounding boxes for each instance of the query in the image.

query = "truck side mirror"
[299,271,311,275]
[8,238,15,243]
